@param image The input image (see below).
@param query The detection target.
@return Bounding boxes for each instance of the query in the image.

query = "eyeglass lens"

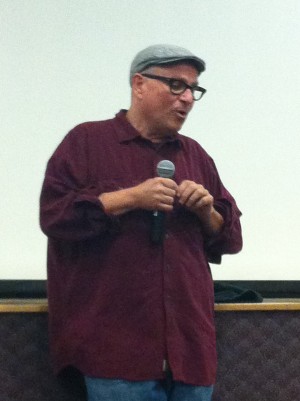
[170,81,203,100]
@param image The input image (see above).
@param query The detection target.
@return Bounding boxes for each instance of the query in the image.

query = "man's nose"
[179,88,194,104]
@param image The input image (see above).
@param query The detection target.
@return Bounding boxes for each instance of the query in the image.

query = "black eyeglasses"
[141,73,206,101]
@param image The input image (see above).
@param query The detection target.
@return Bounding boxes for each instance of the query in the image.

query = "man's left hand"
[177,180,224,235]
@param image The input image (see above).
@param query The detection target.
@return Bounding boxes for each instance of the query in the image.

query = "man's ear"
[131,74,144,99]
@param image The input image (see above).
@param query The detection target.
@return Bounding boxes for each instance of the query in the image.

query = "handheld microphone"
[151,160,175,244]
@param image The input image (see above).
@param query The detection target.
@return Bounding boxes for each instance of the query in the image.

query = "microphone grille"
[157,160,175,178]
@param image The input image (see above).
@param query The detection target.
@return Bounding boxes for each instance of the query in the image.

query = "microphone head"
[157,160,175,178]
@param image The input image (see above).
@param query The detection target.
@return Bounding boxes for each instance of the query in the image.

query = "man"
[40,44,242,401]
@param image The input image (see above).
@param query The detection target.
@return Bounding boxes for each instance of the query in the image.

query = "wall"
[1,0,300,280]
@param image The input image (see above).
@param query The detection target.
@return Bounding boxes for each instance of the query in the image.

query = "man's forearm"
[99,187,137,216]
[196,207,224,237]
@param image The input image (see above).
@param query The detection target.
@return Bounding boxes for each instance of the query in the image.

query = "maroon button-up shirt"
[40,110,242,386]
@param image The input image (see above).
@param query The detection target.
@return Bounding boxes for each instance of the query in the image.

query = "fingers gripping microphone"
[151,160,175,244]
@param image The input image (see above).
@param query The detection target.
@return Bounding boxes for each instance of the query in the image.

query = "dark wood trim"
[0,280,46,298]
[0,280,299,299]
[219,280,300,298]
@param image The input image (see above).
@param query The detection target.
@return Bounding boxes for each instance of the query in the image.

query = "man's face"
[139,63,199,136]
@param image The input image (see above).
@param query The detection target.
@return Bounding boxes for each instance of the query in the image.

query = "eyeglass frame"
[140,73,207,101]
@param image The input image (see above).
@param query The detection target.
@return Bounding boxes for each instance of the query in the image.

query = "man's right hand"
[132,177,177,212]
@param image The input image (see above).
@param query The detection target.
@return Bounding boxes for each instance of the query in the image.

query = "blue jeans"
[84,376,214,401]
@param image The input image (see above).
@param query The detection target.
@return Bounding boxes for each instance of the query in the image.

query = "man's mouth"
[174,110,188,119]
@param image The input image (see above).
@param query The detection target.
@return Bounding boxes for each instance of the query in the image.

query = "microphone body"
[151,160,175,244]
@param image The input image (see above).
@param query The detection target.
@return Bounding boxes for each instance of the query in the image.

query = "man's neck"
[126,108,175,143]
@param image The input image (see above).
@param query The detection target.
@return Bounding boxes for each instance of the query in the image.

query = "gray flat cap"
[130,44,205,84]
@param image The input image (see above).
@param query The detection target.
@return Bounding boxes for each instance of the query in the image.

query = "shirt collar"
[114,110,182,148]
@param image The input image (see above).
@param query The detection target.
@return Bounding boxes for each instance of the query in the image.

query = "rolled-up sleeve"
[203,158,243,264]
[39,126,120,241]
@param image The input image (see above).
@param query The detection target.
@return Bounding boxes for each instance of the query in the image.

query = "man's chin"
[172,119,185,132]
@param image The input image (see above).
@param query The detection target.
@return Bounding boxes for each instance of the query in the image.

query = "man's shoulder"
[55,116,119,152]
[71,116,116,134]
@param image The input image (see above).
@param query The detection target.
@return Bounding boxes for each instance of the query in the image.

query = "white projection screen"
[1,0,300,281]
